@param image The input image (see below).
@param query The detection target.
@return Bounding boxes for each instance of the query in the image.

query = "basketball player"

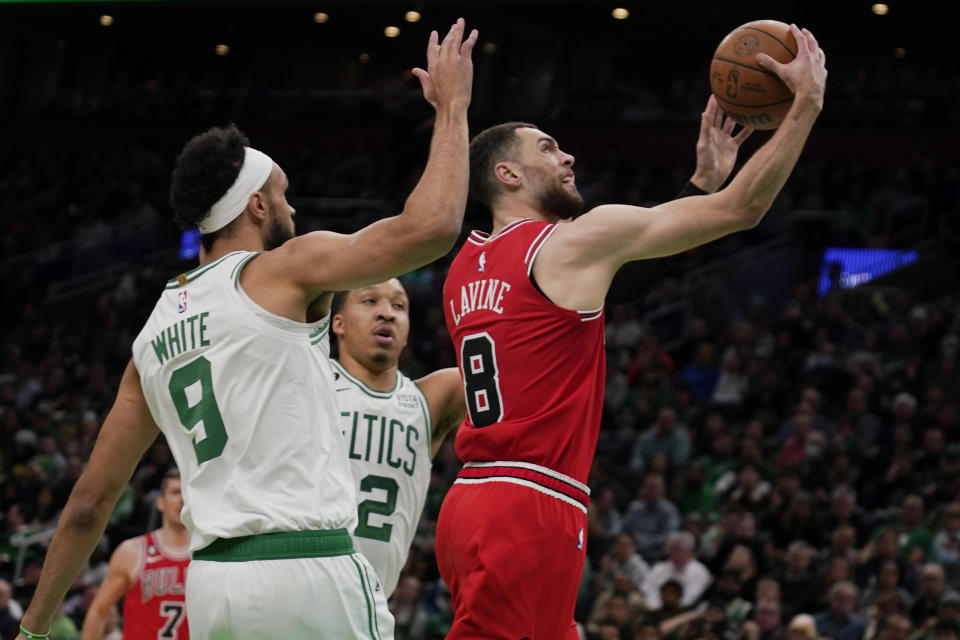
[80,469,189,640]
[331,280,464,598]
[331,96,753,599]
[437,24,827,639]
[15,19,477,640]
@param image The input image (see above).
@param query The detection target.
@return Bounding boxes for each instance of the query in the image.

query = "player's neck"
[202,227,265,265]
[338,352,399,392]
[156,524,191,553]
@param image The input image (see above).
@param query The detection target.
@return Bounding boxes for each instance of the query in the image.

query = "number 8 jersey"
[442,219,606,489]
[132,251,358,553]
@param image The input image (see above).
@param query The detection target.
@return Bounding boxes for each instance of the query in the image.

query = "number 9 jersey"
[442,218,606,490]
[132,251,358,553]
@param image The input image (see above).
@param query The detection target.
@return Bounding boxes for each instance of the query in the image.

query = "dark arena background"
[1,0,959,638]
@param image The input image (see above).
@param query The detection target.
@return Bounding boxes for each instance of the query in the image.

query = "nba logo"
[177,290,188,314]
[478,252,486,273]
[577,528,584,550]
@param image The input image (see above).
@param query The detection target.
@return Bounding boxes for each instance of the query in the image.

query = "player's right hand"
[755,24,827,110]
[412,18,478,112]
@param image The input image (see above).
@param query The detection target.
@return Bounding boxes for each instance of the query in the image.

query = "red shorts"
[436,467,588,640]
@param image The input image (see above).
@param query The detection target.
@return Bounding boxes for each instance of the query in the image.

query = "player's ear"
[155,494,165,513]
[494,161,522,189]
[246,190,269,223]
[331,313,345,337]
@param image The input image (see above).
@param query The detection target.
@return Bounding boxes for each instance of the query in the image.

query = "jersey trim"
[231,251,262,289]
[467,218,537,246]
[525,223,559,276]
[330,360,401,399]
[462,460,590,494]
[453,477,588,514]
[410,380,434,441]
[151,530,191,561]
[578,308,604,322]
[165,251,244,289]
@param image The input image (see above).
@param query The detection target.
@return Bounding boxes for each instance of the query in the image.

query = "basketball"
[710,19,797,130]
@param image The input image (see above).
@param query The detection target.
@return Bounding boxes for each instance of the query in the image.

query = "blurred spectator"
[630,408,691,473]
[814,581,866,640]
[624,475,681,561]
[391,576,428,640]
[641,532,711,608]
[599,534,651,592]
[1,578,23,639]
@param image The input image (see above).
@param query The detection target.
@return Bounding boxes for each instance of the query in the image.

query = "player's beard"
[263,210,295,251]
[529,169,584,220]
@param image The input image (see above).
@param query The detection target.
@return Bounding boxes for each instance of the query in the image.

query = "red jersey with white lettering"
[122,531,190,640]
[442,218,606,488]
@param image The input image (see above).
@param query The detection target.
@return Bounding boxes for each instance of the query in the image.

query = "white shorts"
[185,553,393,639]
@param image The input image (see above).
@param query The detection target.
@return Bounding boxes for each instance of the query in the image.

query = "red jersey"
[122,531,190,640]
[443,218,606,489]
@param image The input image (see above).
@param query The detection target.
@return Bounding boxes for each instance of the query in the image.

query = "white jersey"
[333,360,432,596]
[132,251,357,552]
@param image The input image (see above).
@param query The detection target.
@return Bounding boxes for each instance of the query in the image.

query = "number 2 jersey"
[122,531,190,640]
[442,218,606,498]
[333,361,432,596]
[132,251,357,552]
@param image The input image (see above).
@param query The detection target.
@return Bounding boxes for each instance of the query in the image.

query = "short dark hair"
[469,121,536,209]
[170,124,249,251]
[161,467,181,493]
[331,291,349,316]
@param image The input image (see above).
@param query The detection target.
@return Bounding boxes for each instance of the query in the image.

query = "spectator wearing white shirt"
[642,531,712,608]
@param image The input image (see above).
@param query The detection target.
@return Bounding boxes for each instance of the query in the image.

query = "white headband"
[197,147,274,234]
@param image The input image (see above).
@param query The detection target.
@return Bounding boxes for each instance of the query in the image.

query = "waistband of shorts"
[192,529,355,562]
[455,460,590,513]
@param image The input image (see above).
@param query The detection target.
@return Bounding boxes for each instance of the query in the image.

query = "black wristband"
[677,180,708,198]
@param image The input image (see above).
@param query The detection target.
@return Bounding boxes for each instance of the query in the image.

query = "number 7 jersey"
[132,251,358,553]
[442,219,606,487]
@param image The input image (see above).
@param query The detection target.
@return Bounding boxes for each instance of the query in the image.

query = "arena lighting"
[612,7,629,19]
[817,247,918,297]
[99,14,113,26]
[384,25,401,38]
[215,44,229,56]
[313,12,329,23]
[404,10,421,23]
[871,3,889,15]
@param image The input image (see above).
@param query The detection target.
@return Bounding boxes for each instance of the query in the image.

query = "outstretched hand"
[691,95,754,193]
[412,18,479,112]
[756,24,827,110]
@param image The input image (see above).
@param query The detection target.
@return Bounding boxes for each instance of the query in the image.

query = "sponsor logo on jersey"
[177,290,188,313]
[396,393,419,410]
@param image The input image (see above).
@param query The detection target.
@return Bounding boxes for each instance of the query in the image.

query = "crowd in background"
[3,210,960,639]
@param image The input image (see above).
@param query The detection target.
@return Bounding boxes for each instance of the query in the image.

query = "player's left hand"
[690,95,753,193]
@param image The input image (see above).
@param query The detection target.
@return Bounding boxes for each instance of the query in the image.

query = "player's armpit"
[416,368,465,458]
[79,540,139,640]
[19,360,159,636]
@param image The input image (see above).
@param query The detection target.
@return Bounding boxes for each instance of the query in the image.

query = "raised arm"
[249,20,477,297]
[606,96,753,306]
[79,539,140,640]
[17,361,159,640]
[416,367,466,458]
[538,25,826,311]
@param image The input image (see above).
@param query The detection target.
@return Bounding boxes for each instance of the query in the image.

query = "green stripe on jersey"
[166,251,244,288]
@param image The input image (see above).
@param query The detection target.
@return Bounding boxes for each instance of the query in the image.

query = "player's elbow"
[735,202,768,230]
